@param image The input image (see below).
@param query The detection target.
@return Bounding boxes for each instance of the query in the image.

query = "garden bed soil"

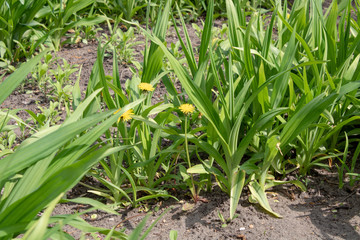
[1,1,360,239]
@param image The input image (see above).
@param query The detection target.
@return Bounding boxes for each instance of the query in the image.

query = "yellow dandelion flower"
[286,13,290,19]
[114,108,134,122]
[138,83,155,92]
[179,104,195,115]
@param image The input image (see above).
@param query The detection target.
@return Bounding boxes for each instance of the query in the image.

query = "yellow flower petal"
[138,83,155,92]
[179,104,195,115]
[114,108,134,122]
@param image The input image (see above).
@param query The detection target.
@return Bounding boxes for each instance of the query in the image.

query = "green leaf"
[248,180,282,218]
[128,215,149,240]
[63,197,118,215]
[198,0,213,67]
[280,93,338,148]
[22,194,63,240]
[97,44,116,109]
[271,26,297,108]
[187,164,208,174]
[229,170,245,220]
[277,11,321,93]
[0,52,46,104]
[172,5,197,75]
[140,207,172,240]
[63,0,96,21]
[72,66,82,110]
[63,16,108,33]
[48,215,127,239]
[169,230,178,240]
[141,0,171,83]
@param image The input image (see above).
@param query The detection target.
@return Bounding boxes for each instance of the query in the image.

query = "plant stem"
[184,116,197,202]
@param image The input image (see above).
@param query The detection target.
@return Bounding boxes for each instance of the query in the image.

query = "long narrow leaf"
[0,52,46,104]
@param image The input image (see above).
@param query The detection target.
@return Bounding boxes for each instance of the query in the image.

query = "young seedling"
[218,211,235,228]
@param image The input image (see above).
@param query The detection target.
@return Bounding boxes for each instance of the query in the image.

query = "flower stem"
[184,116,197,202]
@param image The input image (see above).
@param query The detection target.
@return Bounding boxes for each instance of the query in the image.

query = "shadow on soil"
[288,170,360,240]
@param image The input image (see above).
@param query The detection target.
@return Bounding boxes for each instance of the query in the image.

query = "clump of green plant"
[0,0,107,71]
[66,24,103,46]
[102,0,148,22]
[38,0,107,50]
[25,101,62,131]
[0,108,36,157]
[0,124,17,157]
[83,1,183,208]
[101,17,141,65]
[0,0,48,69]
[30,53,54,101]
[48,58,79,115]
[30,55,80,117]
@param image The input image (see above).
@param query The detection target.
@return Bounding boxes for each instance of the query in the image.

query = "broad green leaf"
[187,164,208,174]
[64,88,103,125]
[63,0,96,21]
[22,194,63,240]
[229,170,245,219]
[63,16,108,33]
[249,180,282,218]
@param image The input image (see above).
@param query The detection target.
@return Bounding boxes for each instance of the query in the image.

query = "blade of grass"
[0,52,46,104]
